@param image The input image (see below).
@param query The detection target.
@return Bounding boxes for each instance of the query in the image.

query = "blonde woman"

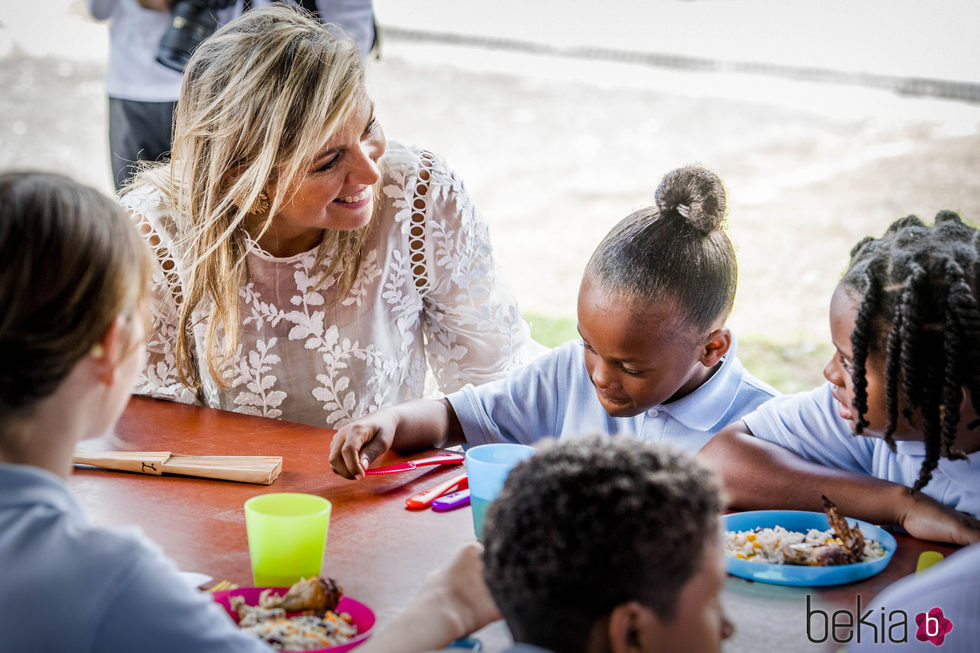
[123,5,542,428]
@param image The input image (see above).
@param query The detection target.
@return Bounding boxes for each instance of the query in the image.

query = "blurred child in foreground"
[0,171,271,651]
[363,436,733,653]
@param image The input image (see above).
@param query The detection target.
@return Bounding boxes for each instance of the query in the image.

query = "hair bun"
[654,165,727,234]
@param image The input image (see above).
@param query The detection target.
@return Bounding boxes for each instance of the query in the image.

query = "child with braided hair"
[700,211,980,546]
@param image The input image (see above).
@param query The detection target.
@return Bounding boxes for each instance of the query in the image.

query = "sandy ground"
[3,1,980,391]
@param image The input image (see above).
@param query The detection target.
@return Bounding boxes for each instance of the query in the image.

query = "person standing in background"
[86,0,377,191]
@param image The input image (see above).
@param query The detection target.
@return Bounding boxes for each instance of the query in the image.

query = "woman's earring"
[90,344,105,359]
[248,191,270,215]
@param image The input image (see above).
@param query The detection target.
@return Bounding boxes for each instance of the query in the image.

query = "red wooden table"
[71,397,477,627]
[70,396,959,652]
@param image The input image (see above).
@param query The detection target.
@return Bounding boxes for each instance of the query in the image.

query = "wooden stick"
[72,451,283,485]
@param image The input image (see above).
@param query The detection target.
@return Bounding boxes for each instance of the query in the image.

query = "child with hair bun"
[700,212,980,545]
[330,166,778,478]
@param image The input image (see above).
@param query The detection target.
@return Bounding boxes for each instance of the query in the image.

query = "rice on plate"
[725,525,885,566]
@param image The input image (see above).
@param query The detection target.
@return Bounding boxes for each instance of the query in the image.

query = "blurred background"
[3,0,980,392]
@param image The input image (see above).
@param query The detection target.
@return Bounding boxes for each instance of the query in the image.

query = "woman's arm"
[127,205,201,404]
[698,421,980,545]
[410,151,546,392]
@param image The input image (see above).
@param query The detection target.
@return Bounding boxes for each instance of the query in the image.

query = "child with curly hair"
[481,436,732,653]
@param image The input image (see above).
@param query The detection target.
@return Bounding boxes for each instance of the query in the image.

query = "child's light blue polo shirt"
[447,339,778,455]
[743,383,980,517]
[0,464,271,652]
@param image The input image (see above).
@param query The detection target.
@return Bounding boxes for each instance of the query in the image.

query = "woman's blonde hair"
[0,172,151,420]
[134,4,369,389]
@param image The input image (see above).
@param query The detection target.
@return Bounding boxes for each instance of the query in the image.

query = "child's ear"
[699,327,732,367]
[607,601,657,653]
[89,315,127,386]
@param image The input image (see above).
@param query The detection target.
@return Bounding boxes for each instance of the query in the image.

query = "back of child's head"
[0,172,149,418]
[841,211,980,491]
[482,436,723,653]
[584,165,736,332]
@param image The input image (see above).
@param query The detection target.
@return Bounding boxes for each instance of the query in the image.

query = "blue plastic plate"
[723,510,896,587]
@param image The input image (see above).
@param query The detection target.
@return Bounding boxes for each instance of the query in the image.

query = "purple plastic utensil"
[431,488,471,512]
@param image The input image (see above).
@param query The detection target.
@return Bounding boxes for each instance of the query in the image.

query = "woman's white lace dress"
[122,142,542,428]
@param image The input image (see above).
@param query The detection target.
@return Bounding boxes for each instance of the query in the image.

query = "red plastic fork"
[364,452,464,476]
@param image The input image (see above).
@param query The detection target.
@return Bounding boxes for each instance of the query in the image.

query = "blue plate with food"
[723,498,896,587]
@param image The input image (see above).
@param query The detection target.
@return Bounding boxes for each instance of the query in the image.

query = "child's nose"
[822,357,843,385]
[591,360,615,388]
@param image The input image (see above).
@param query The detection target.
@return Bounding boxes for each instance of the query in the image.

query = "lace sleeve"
[414,151,547,393]
[124,191,201,405]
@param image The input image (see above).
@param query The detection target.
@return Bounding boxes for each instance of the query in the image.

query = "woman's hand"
[329,408,399,479]
[899,491,980,546]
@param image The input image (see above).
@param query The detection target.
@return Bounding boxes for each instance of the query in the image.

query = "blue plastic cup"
[465,443,535,541]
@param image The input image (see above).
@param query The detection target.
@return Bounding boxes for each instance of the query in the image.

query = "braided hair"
[842,211,980,492]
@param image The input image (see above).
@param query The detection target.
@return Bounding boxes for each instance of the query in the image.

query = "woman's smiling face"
[258,93,387,256]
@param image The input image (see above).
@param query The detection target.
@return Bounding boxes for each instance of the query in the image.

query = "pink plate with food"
[213,587,375,652]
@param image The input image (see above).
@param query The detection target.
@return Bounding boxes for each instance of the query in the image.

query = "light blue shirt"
[0,464,270,653]
[743,383,980,517]
[848,543,980,652]
[447,339,778,455]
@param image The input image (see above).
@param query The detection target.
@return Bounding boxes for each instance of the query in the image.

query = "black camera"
[156,0,231,73]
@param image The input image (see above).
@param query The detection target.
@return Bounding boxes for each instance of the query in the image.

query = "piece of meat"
[781,541,856,566]
[822,495,865,561]
[258,576,344,614]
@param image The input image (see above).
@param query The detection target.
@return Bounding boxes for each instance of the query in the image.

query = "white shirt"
[744,383,980,517]
[123,142,541,428]
[448,339,778,454]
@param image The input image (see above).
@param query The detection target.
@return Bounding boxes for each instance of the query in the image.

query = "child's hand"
[900,491,980,546]
[356,542,501,653]
[416,541,502,634]
[329,409,398,479]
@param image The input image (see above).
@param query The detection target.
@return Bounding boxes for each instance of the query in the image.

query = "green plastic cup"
[244,492,331,587]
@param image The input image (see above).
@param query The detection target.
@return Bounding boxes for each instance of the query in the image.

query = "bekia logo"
[805,595,955,646]
[916,607,953,646]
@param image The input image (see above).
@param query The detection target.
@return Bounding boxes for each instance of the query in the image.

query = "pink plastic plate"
[213,587,375,652]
